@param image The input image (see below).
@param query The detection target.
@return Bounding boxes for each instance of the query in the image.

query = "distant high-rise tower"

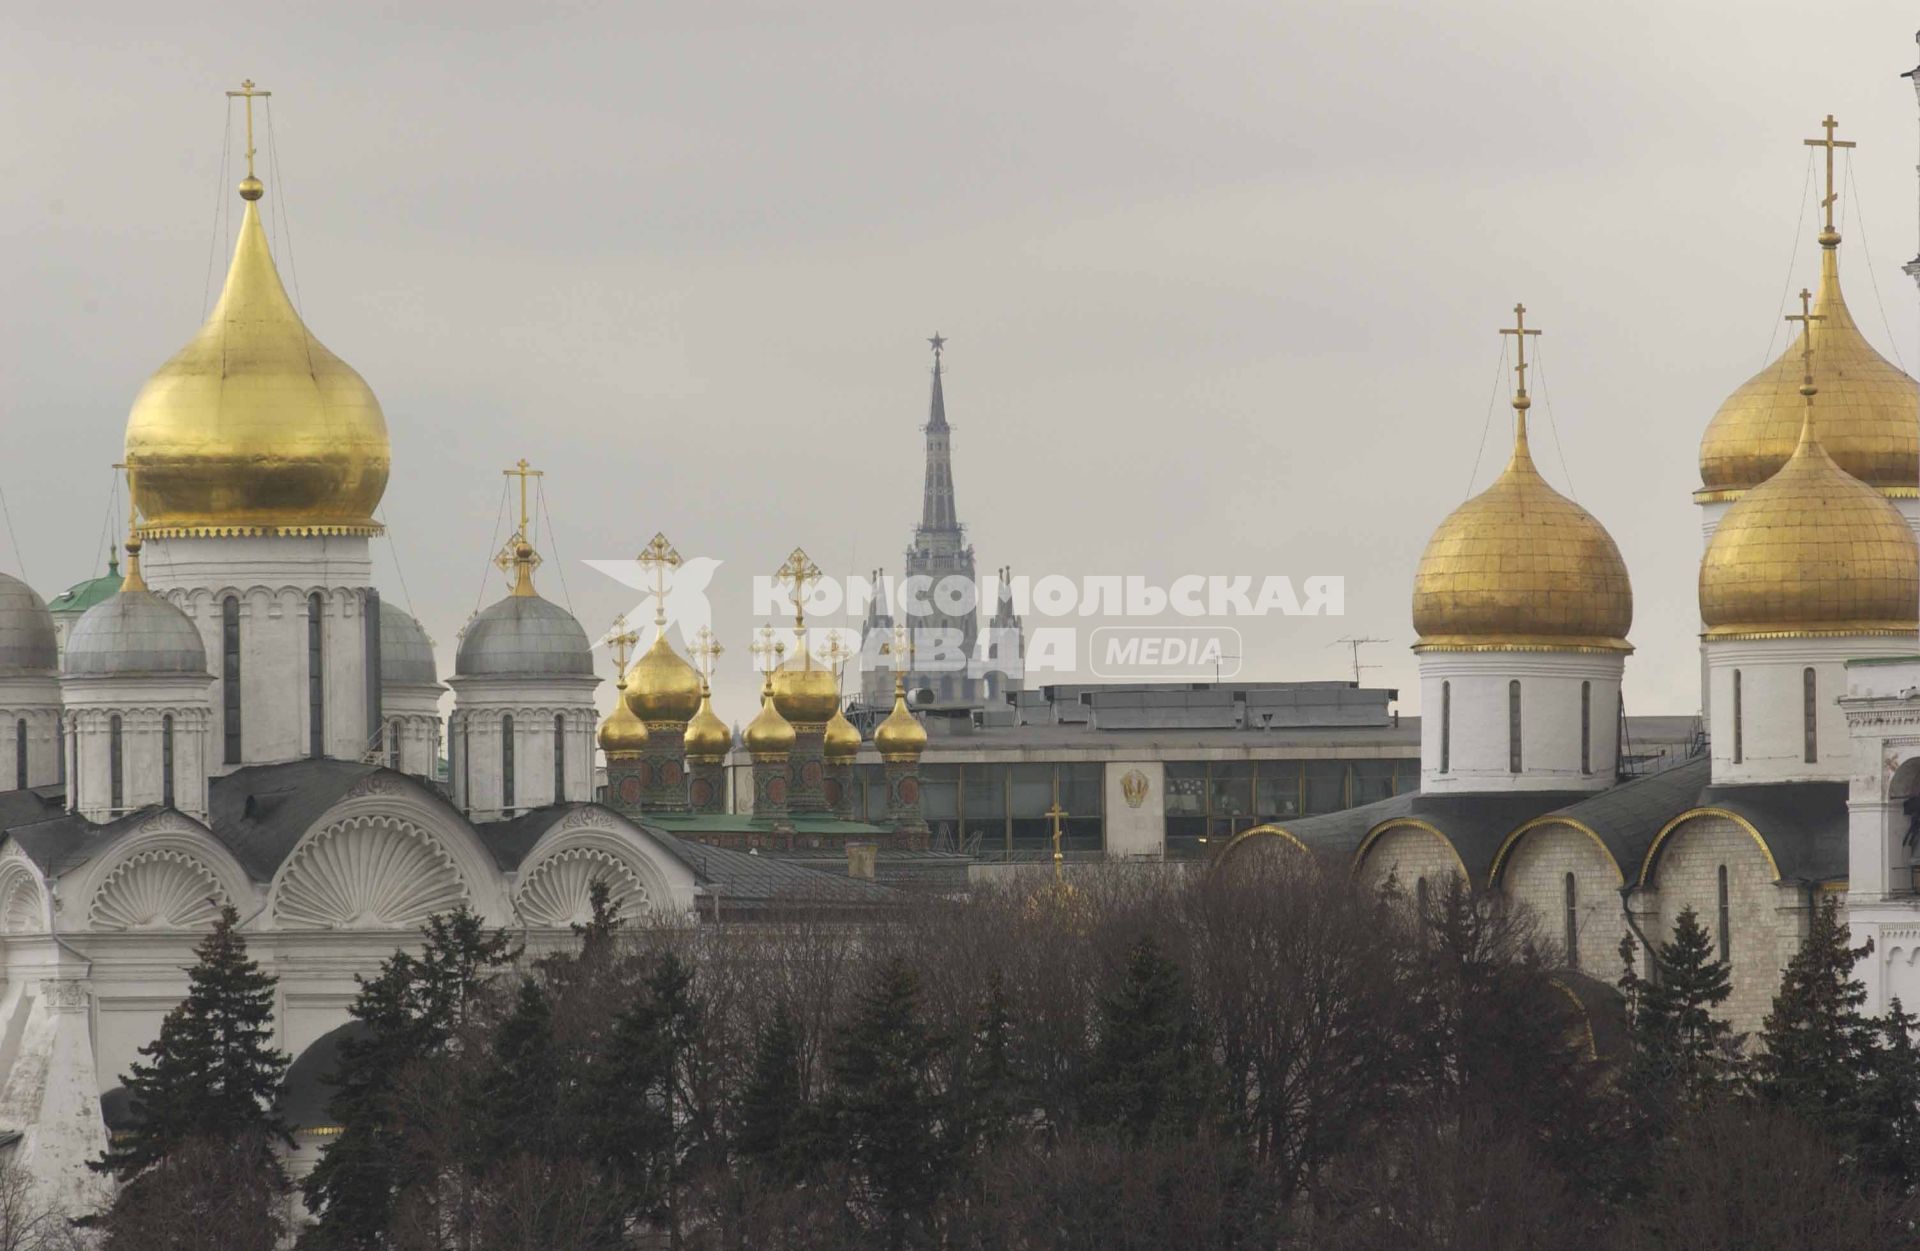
[861,337,1022,711]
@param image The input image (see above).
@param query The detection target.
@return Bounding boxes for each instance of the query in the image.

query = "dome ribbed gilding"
[623,633,702,725]
[1412,418,1632,653]
[1698,245,1918,500]
[125,191,390,536]
[1700,419,1918,639]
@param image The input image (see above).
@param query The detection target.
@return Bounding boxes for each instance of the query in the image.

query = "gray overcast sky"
[3,1,1919,724]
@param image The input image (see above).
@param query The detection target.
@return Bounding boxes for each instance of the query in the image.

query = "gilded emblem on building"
[1121,769,1150,809]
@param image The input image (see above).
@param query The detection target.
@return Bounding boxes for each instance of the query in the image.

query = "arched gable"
[1638,807,1781,887]
[1488,816,1626,889]
[58,811,254,934]
[267,774,512,930]
[512,806,697,925]
[1214,823,1312,865]
[1354,817,1469,883]
[0,852,50,935]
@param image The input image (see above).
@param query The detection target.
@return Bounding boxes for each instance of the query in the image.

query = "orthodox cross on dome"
[224,79,272,193]
[1786,286,1826,403]
[689,626,724,682]
[607,613,641,681]
[1045,800,1069,882]
[815,630,853,692]
[1498,303,1541,406]
[634,532,682,632]
[750,623,787,674]
[1804,114,1856,237]
[774,547,822,639]
[880,619,917,696]
[496,459,545,597]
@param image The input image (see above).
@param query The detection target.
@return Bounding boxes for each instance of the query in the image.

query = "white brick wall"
[1359,823,1464,897]
[1499,822,1627,977]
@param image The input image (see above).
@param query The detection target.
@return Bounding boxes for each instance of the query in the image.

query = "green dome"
[48,553,123,619]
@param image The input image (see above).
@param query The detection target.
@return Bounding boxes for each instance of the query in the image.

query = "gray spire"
[919,337,958,535]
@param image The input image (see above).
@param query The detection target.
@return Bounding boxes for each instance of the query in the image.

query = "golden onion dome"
[873,683,928,759]
[1700,413,1918,639]
[770,652,840,724]
[126,179,390,536]
[822,707,861,761]
[743,680,797,756]
[684,684,732,760]
[1412,407,1632,653]
[1698,239,1918,500]
[597,679,650,757]
[623,631,702,725]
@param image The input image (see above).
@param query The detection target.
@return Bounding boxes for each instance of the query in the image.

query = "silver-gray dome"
[0,573,56,675]
[64,591,208,677]
[379,608,438,686]
[454,595,593,678]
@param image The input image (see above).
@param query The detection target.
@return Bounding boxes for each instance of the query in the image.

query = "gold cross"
[689,626,724,680]
[749,623,787,674]
[1804,114,1856,235]
[815,630,853,692]
[607,613,641,679]
[635,532,682,629]
[225,79,272,182]
[1498,303,1542,401]
[1786,287,1825,399]
[1045,800,1069,881]
[503,459,543,539]
[496,459,544,595]
[774,548,822,636]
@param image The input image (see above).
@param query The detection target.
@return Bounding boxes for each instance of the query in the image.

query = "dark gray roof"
[0,787,65,834]
[473,804,575,870]
[648,830,900,906]
[1279,789,1589,884]
[380,608,439,687]
[278,1022,364,1130]
[455,595,592,678]
[206,760,452,882]
[0,573,56,675]
[1697,779,1848,885]
[7,807,155,879]
[63,590,207,677]
[1509,759,1711,886]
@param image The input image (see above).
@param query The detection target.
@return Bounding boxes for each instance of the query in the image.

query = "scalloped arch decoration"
[276,815,471,930]
[516,847,646,929]
[89,849,229,931]
[0,866,45,934]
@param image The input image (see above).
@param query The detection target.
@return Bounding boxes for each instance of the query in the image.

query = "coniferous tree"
[1619,908,1735,1112]
[473,978,560,1168]
[952,970,1021,1160]
[1756,897,1877,1146]
[734,1002,817,1182]
[93,905,290,1183]
[828,958,951,1250]
[1082,935,1219,1144]
[299,907,517,1250]
[1856,997,1920,1186]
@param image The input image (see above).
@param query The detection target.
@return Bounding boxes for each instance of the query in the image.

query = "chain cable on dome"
[1464,337,1510,499]
[201,99,235,320]
[262,98,306,317]
[535,478,575,614]
[1530,338,1578,503]
[472,478,511,620]
[1842,152,1908,372]
[1760,149,1816,367]
[374,505,418,618]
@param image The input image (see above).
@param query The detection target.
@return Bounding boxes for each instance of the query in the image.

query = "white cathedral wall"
[60,677,211,822]
[1706,636,1914,786]
[0,677,61,789]
[380,683,444,778]
[448,676,600,821]
[1418,651,1623,794]
[140,534,377,767]
[1496,823,1627,976]
[1841,657,1920,1014]
[1357,823,1463,894]
[1643,813,1808,1038]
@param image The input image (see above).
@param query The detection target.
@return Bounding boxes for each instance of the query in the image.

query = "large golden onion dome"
[1700,411,1918,639]
[822,707,861,761]
[1698,234,1918,501]
[743,677,797,756]
[623,631,702,725]
[873,681,928,759]
[126,177,390,536]
[597,679,650,757]
[770,652,840,725]
[1412,366,1632,653]
[684,682,732,760]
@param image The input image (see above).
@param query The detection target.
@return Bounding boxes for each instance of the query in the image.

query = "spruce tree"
[828,958,951,1250]
[1620,907,1735,1106]
[1855,997,1920,1186]
[952,971,1021,1160]
[299,906,516,1250]
[473,978,559,1168]
[93,905,290,1182]
[734,1002,817,1182]
[1082,935,1218,1144]
[1756,897,1876,1145]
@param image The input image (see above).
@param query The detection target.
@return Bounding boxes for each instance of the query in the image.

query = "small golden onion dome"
[597,680,650,756]
[1698,243,1918,500]
[1700,416,1919,639]
[125,185,391,536]
[1412,412,1633,653]
[684,684,732,760]
[823,707,861,761]
[874,685,928,759]
[770,653,840,724]
[744,681,797,756]
[623,631,702,725]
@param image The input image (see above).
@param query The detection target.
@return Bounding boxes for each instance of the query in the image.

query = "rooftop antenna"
[1332,636,1388,685]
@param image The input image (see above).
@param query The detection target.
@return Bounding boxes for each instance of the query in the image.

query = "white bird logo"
[584,555,724,651]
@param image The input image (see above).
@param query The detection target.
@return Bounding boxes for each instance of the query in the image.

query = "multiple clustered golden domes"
[125,175,391,536]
